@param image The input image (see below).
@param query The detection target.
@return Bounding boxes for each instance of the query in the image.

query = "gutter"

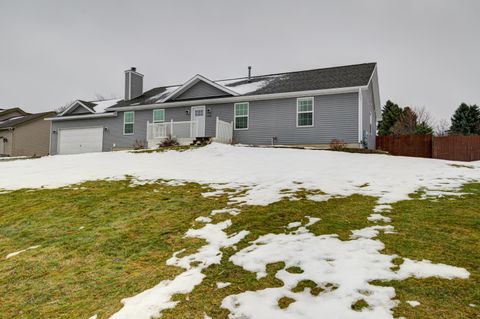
[107,86,366,112]
[45,112,118,121]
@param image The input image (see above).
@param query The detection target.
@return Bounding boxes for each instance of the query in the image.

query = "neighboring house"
[0,108,55,157]
[47,63,381,155]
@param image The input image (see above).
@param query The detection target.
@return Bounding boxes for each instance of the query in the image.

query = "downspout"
[358,88,363,146]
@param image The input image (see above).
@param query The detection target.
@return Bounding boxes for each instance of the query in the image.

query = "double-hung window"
[153,109,165,123]
[234,102,249,130]
[123,111,135,135]
[297,97,314,127]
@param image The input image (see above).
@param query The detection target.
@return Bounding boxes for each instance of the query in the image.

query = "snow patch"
[223,225,468,319]
[351,225,395,239]
[216,282,231,289]
[287,221,302,229]
[5,245,41,259]
[210,208,240,216]
[195,216,212,223]
[406,300,420,307]
[109,220,249,319]
[1,144,479,207]
[368,214,392,223]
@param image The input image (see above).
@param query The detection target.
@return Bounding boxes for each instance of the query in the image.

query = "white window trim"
[296,97,314,127]
[153,109,165,123]
[234,102,249,130]
[123,111,135,135]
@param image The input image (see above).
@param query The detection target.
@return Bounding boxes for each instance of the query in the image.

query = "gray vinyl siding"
[175,81,229,101]
[50,92,360,153]
[207,93,359,145]
[50,108,194,154]
[70,105,91,115]
[362,83,376,149]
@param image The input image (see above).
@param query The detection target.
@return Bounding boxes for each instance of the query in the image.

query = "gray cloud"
[1,0,479,123]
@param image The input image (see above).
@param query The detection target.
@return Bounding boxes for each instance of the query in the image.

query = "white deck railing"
[214,117,233,144]
[147,120,198,140]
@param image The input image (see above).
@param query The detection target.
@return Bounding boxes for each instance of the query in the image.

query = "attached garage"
[58,127,103,155]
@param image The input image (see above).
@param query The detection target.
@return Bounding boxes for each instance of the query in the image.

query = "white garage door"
[58,127,103,155]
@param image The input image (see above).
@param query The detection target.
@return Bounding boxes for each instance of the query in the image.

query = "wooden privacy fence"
[376,135,480,162]
[433,135,480,161]
[376,135,432,158]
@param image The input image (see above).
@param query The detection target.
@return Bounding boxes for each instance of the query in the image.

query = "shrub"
[158,135,179,147]
[330,139,346,151]
[133,139,147,150]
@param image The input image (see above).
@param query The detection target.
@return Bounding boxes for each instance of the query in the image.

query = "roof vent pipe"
[248,66,252,82]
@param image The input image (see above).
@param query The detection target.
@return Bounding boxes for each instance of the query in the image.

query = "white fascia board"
[58,100,95,116]
[45,112,117,121]
[161,74,239,103]
[108,86,365,112]
[365,64,382,119]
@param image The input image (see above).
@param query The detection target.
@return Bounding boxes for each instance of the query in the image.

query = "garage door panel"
[59,127,103,155]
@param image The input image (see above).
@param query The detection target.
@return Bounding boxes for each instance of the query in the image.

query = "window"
[234,102,249,130]
[153,109,165,123]
[194,109,204,117]
[297,97,314,127]
[123,111,135,135]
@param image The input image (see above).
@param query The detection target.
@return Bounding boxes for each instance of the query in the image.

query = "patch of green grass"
[292,280,324,296]
[351,299,369,311]
[0,180,229,319]
[1,180,478,319]
[277,296,295,309]
[375,183,480,319]
[285,266,304,274]
[130,145,202,154]
[449,163,474,169]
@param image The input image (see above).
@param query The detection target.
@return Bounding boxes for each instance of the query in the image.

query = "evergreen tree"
[377,100,403,136]
[449,103,480,135]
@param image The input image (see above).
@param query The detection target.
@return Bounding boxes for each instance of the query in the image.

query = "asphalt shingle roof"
[108,62,376,109]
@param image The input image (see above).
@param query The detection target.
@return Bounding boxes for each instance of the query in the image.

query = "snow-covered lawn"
[1,144,479,319]
[1,143,479,205]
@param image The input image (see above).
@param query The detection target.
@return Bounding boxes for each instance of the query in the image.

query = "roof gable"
[174,80,232,101]
[162,75,239,102]
[0,108,28,121]
[59,100,95,116]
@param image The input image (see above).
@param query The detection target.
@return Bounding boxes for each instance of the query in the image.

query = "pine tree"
[377,100,403,136]
[449,103,480,135]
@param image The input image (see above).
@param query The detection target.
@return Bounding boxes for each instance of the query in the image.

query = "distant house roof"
[108,63,376,110]
[57,99,121,117]
[0,111,55,130]
[0,107,29,119]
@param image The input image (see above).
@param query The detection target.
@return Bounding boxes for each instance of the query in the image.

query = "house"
[0,108,55,157]
[47,63,381,155]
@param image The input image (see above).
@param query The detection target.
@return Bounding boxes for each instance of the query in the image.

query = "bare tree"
[413,106,434,129]
[93,93,106,101]
[435,119,450,136]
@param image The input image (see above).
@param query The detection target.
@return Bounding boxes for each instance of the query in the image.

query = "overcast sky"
[1,0,479,123]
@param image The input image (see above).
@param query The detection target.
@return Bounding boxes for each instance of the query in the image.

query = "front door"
[191,106,206,137]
